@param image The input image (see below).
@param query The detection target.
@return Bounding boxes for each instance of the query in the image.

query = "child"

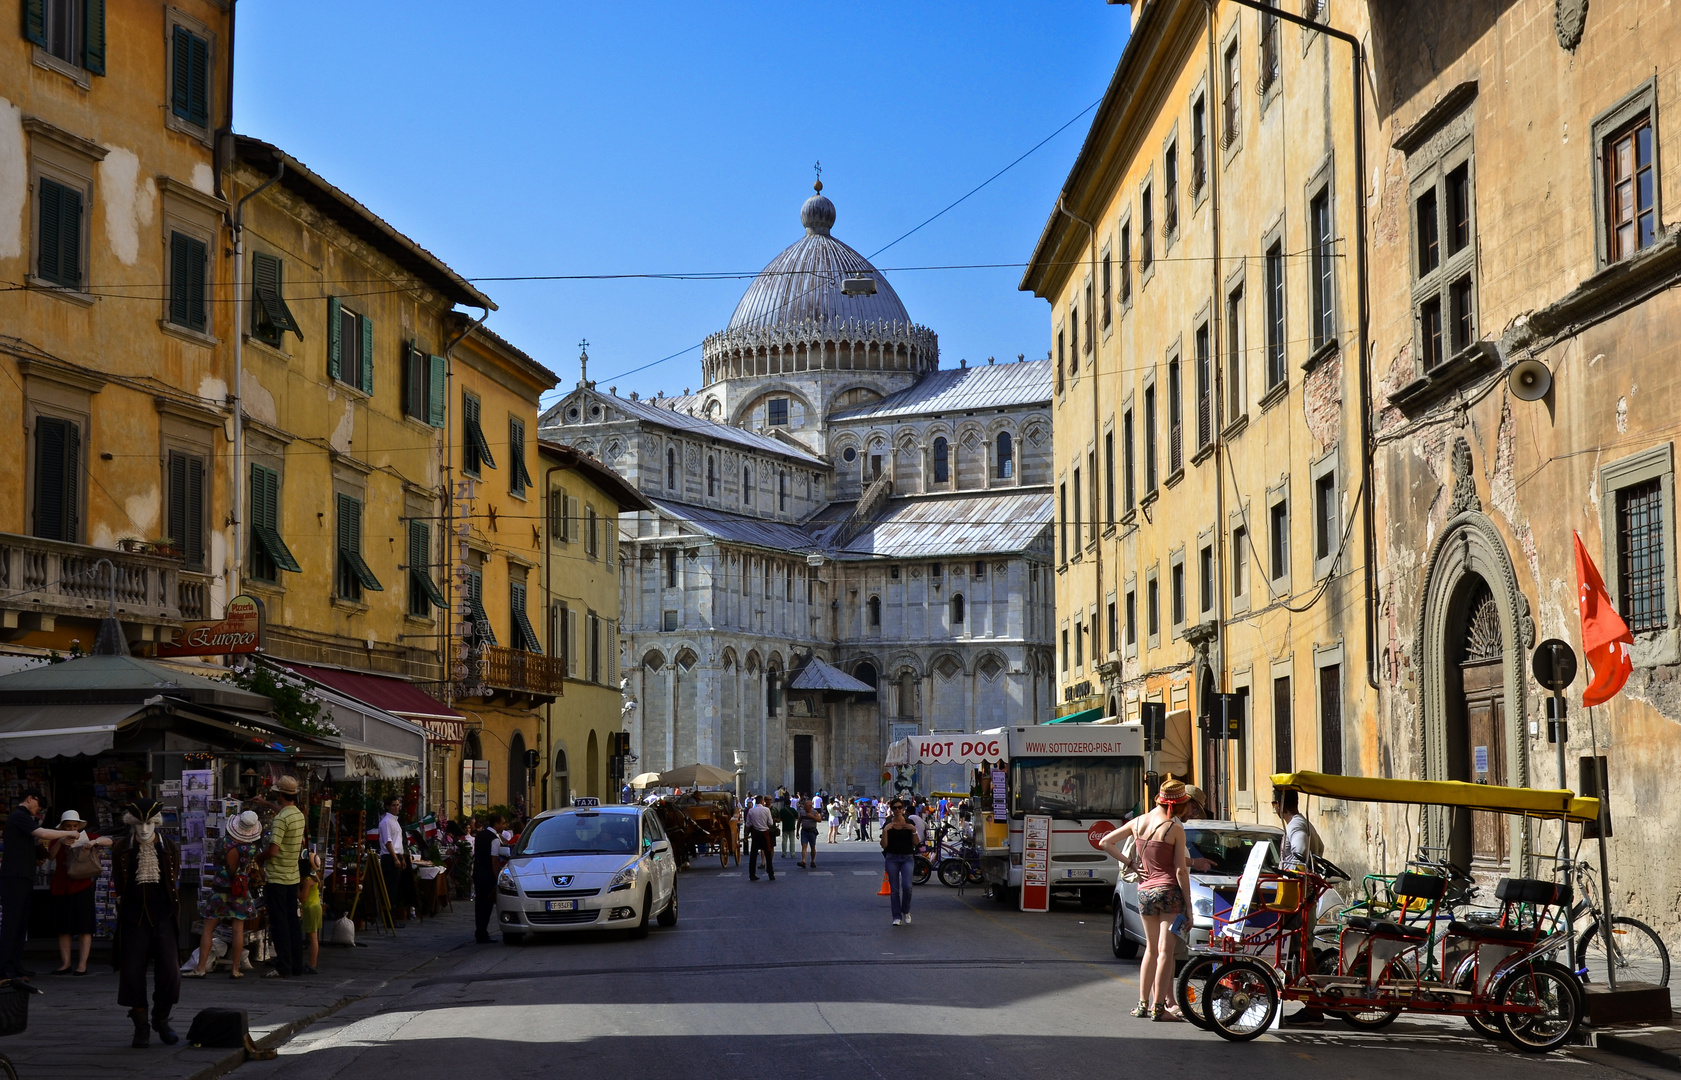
[299,851,322,975]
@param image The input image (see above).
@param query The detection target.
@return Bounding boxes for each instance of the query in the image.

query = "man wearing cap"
[0,789,79,983]
[257,776,307,977]
[111,798,182,1047]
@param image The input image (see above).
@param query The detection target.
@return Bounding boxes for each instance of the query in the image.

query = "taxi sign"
[572,797,601,814]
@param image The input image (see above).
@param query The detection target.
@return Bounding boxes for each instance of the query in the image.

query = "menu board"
[1020,814,1051,912]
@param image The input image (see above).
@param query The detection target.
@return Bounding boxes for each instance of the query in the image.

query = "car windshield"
[1010,756,1143,820]
[518,813,639,856]
[1185,829,1278,875]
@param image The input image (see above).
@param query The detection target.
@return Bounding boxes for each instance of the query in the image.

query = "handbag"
[66,843,103,882]
[1115,836,1142,884]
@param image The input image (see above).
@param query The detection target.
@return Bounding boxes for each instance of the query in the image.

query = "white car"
[1113,820,1283,957]
[495,801,679,941]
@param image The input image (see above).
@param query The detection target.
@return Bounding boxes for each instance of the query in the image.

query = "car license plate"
[545,900,577,912]
[1064,869,1095,878]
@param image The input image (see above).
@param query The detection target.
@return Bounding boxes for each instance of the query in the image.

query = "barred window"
[1618,478,1667,632]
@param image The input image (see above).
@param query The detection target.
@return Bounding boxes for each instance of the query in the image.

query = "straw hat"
[1184,784,1207,810]
[272,775,300,796]
[56,810,85,829]
[227,811,263,844]
[1156,777,1189,806]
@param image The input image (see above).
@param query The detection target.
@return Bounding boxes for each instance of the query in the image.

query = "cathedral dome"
[726,185,912,332]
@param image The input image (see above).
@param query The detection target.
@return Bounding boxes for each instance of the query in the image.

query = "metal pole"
[1588,704,1617,992]
[1548,683,1574,974]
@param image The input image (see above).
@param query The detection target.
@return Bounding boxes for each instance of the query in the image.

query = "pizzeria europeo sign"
[156,595,263,657]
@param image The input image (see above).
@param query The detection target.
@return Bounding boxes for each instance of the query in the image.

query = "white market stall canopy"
[885,733,1005,766]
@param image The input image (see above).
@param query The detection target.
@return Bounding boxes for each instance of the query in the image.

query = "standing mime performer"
[110,798,182,1048]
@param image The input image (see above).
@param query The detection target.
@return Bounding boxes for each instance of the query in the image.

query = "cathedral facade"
[540,185,1055,795]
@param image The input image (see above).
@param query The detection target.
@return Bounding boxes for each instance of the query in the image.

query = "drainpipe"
[212,0,235,203]
[229,157,284,602]
[1206,0,1231,816]
[540,459,563,809]
[1057,194,1102,704]
[1219,0,1376,690]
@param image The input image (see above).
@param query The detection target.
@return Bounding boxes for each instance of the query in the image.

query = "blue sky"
[234,3,1129,408]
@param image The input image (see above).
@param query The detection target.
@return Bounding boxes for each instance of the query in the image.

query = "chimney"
[960,358,967,368]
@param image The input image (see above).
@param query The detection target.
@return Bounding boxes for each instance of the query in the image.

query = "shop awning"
[344,749,419,779]
[276,662,461,723]
[0,702,147,761]
[1046,707,1105,725]
[263,662,429,772]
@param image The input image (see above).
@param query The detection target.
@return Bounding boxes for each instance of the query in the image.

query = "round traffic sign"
[1532,638,1578,691]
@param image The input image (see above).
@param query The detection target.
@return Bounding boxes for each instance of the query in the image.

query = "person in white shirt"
[377,798,407,928]
[744,796,776,881]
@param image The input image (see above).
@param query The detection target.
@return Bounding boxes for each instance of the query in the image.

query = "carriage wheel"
[1203,959,1280,1042]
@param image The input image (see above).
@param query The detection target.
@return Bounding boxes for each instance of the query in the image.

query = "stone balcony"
[0,532,189,642]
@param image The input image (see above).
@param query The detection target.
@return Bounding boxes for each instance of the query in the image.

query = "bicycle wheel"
[0,1052,16,1080]
[912,856,932,885]
[1204,959,1280,1042]
[967,859,985,885]
[938,859,968,888]
[1578,916,1670,989]
[1495,961,1581,1054]
[1335,954,1405,1031]
[1174,953,1224,1030]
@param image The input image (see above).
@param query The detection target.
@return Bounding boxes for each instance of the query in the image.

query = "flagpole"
[1587,703,1618,992]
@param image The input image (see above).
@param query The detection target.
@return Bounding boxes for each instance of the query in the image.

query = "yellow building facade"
[0,0,235,651]
[538,436,650,808]
[446,327,563,819]
[1023,0,1376,829]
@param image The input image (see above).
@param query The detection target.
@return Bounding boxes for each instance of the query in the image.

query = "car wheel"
[502,932,524,946]
[1112,905,1139,959]
[657,882,679,927]
[629,887,652,939]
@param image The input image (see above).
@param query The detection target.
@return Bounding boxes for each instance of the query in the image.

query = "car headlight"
[1193,897,1213,917]
[497,869,518,896]
[608,864,638,893]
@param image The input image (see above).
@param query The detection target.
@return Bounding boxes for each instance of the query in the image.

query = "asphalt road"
[239,839,1630,1079]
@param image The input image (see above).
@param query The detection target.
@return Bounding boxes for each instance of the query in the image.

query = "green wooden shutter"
[185,455,205,569]
[335,492,352,596]
[37,180,61,284]
[82,0,105,75]
[360,314,374,395]
[171,26,191,119]
[33,418,66,541]
[326,296,341,380]
[63,420,79,542]
[59,184,79,286]
[186,235,207,331]
[169,232,206,331]
[428,354,446,427]
[189,32,209,126]
[24,0,45,46]
[167,451,187,551]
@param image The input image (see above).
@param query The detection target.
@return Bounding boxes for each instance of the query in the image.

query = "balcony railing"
[0,533,183,626]
[483,645,566,697]
[179,572,212,621]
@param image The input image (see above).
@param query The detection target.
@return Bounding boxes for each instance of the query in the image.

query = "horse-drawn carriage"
[649,791,740,870]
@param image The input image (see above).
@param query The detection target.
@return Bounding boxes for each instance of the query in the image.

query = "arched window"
[933,437,950,484]
[778,471,788,510]
[463,730,483,761]
[666,448,676,489]
[553,748,570,806]
[951,593,966,625]
[707,455,716,496]
[997,431,1014,479]
[853,662,878,705]
[743,465,753,505]
[868,595,881,626]
[509,730,528,812]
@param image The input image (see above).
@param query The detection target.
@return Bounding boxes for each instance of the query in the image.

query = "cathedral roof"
[645,497,823,553]
[726,186,913,332]
[819,489,1054,560]
[540,389,824,466]
[828,359,1053,421]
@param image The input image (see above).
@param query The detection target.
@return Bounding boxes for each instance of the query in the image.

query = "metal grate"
[526,908,600,925]
[1618,479,1667,632]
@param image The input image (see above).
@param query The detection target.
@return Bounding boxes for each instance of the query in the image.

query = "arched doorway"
[508,731,528,813]
[586,731,600,799]
[553,748,570,807]
[1443,579,1508,869]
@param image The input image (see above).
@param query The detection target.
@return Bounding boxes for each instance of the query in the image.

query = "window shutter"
[171,27,191,120]
[185,455,205,568]
[24,0,45,46]
[36,180,60,284]
[168,233,189,327]
[182,30,209,127]
[567,608,579,678]
[63,419,79,542]
[167,451,187,553]
[59,185,80,287]
[608,619,618,685]
[326,297,342,380]
[605,515,616,567]
[549,487,566,541]
[83,0,105,75]
[428,354,446,427]
[33,418,66,541]
[187,235,207,331]
[511,580,525,648]
[567,496,580,543]
[360,315,374,395]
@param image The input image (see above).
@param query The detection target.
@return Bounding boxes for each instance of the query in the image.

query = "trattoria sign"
[158,595,263,657]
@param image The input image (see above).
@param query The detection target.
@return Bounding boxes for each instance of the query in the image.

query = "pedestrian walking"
[778,798,797,858]
[473,812,502,942]
[47,810,110,977]
[256,775,306,978]
[745,796,776,881]
[187,809,260,978]
[880,799,917,925]
[112,798,182,1047]
[797,798,820,867]
[0,789,78,983]
[826,799,841,844]
[1098,778,1193,1021]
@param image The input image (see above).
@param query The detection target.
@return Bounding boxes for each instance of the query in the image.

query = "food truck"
[885,723,1146,907]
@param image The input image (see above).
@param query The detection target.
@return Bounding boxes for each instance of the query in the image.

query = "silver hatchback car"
[495,802,679,941]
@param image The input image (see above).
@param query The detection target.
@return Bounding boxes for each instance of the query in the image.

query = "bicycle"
[1565,860,1670,989]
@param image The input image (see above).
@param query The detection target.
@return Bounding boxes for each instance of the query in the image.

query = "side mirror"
[651,839,670,853]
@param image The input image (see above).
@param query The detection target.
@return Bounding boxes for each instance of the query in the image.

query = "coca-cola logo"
[1087,821,1116,849]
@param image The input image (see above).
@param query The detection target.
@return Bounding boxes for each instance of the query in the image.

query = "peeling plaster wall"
[97,147,155,267]
[0,98,23,261]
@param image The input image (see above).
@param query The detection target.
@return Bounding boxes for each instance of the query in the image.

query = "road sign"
[1532,638,1578,692]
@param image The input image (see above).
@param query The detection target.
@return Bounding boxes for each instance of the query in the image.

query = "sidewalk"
[0,908,475,1080]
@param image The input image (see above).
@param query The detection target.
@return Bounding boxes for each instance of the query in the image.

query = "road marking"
[810,871,834,876]
[852,871,878,876]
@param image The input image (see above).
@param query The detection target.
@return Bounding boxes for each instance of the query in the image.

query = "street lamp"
[732,749,748,803]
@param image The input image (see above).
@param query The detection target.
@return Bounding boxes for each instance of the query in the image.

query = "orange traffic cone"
[878,872,892,896]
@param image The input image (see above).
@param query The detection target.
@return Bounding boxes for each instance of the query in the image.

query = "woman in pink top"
[1099,777,1194,1021]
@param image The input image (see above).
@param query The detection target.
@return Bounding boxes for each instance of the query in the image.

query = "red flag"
[1575,531,1633,707]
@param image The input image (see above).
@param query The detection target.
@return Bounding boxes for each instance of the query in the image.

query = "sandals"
[1131,1001,1150,1018]
[184,968,208,979]
[229,968,243,979]
[1150,1005,1184,1023]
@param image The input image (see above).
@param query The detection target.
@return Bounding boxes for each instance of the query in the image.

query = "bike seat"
[1342,915,1428,941]
[1447,920,1535,944]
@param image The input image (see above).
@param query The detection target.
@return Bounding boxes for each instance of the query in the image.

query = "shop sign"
[420,718,465,744]
[908,735,1003,764]
[1020,814,1051,912]
[1085,821,1115,849]
[158,595,262,657]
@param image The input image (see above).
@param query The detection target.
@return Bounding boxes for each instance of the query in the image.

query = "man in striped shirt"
[259,776,307,978]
